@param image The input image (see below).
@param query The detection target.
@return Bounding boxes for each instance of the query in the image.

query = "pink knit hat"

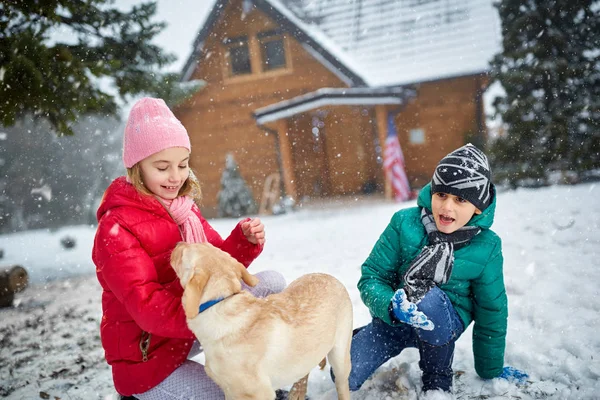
[123,97,191,168]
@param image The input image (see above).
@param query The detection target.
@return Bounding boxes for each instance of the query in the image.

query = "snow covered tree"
[489,0,600,185]
[0,0,196,136]
[217,154,257,218]
[0,116,122,233]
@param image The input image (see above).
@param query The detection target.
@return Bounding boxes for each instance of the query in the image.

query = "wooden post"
[258,173,281,215]
[275,118,298,201]
[375,105,392,200]
[0,265,29,308]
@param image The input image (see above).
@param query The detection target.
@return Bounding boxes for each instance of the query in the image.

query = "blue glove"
[499,366,529,384]
[390,289,434,330]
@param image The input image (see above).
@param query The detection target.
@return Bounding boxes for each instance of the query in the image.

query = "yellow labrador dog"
[170,242,352,400]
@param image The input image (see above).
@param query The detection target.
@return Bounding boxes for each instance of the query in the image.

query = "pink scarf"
[160,196,207,243]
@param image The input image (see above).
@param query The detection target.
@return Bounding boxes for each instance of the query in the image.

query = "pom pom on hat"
[431,144,493,211]
[123,97,191,168]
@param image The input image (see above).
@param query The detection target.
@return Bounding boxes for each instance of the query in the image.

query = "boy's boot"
[275,389,309,400]
[418,340,455,392]
[275,389,288,399]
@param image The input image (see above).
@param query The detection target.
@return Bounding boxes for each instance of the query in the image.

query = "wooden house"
[176,0,501,216]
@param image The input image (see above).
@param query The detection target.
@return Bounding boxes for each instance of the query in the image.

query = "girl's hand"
[241,218,265,245]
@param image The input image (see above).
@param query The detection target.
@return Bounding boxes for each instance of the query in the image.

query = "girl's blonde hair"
[126,164,203,204]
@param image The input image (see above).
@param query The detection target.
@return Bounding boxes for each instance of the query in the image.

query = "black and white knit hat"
[431,144,492,211]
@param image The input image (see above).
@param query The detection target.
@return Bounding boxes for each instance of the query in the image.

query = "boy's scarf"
[161,196,207,243]
[403,208,480,303]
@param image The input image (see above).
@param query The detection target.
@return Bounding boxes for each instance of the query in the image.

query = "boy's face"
[431,192,482,234]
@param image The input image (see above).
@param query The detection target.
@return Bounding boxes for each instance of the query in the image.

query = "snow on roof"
[182,0,502,87]
[293,0,502,87]
[254,86,417,124]
[263,0,369,85]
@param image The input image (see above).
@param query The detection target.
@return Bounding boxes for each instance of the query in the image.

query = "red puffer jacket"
[92,177,262,395]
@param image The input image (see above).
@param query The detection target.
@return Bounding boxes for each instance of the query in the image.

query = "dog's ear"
[238,263,259,287]
[182,270,209,319]
[171,242,195,287]
[170,242,186,278]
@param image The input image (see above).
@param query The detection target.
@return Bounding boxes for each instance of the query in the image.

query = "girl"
[92,97,286,399]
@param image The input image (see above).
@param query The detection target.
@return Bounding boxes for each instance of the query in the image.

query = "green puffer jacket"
[358,183,507,379]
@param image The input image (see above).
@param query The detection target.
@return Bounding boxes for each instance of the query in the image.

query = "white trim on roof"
[254,89,410,125]
[182,41,205,82]
[256,97,403,125]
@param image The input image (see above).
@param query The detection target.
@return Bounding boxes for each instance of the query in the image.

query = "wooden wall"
[319,106,382,197]
[288,113,331,199]
[288,106,382,201]
[395,75,488,187]
[175,0,348,215]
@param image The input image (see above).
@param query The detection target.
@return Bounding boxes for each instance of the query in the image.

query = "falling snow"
[1,183,599,399]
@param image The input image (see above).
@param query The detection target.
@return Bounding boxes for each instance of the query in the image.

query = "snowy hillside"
[0,182,599,399]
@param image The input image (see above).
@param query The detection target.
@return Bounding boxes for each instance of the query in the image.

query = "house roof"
[181,0,501,88]
[253,87,417,125]
[305,0,502,87]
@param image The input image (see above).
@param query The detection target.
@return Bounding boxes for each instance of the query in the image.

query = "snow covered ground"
[1,182,599,399]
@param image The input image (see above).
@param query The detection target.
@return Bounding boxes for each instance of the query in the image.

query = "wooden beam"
[275,118,297,200]
[248,31,263,75]
[375,105,392,200]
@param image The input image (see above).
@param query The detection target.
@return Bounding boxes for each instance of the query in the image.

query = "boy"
[348,144,526,394]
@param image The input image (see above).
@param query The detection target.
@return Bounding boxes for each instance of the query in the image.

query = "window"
[409,128,425,144]
[225,36,251,76]
[258,30,287,71]
[223,30,289,80]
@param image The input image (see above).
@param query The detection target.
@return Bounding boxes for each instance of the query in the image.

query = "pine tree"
[217,154,257,218]
[489,0,600,185]
[0,0,199,136]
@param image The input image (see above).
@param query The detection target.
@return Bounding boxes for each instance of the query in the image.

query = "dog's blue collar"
[198,297,224,313]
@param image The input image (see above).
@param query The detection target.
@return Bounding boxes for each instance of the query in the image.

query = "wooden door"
[289,112,330,200]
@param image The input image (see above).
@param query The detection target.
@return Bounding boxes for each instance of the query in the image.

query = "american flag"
[383,113,411,202]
